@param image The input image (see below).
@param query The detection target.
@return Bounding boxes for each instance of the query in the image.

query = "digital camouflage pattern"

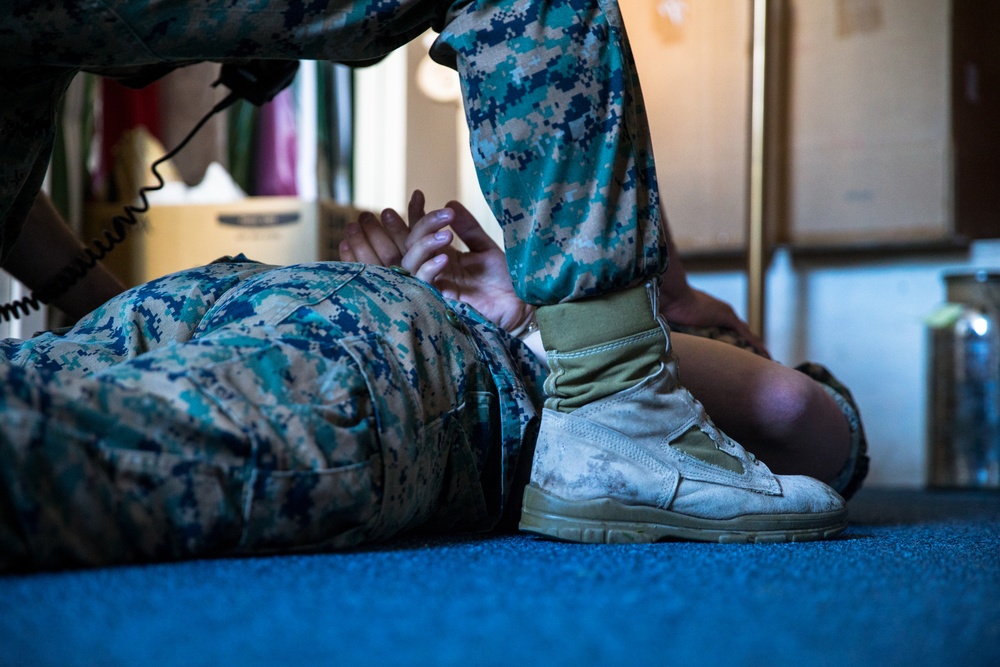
[0,0,667,303]
[0,260,545,570]
[434,0,666,304]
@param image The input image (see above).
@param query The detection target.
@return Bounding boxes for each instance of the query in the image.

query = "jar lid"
[944,269,1000,284]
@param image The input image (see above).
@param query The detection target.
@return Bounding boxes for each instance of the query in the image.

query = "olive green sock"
[535,283,666,412]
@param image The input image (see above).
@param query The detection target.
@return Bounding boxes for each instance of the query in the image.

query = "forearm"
[2,194,126,320]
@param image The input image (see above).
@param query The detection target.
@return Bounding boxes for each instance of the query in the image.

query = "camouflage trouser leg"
[0,262,497,571]
[433,0,668,304]
[0,334,394,571]
[0,259,272,374]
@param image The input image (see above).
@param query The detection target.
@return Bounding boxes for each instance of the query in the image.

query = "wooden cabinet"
[786,0,951,247]
[622,0,997,257]
[952,0,1000,241]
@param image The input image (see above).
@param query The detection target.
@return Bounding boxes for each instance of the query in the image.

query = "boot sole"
[519,485,848,544]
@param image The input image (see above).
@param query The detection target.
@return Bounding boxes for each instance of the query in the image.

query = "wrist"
[507,305,538,339]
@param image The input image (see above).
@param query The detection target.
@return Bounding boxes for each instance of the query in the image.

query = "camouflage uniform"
[0,259,545,570]
[0,0,666,304]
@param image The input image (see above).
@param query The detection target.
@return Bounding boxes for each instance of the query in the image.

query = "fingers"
[701,303,772,360]
[339,221,379,264]
[730,320,771,359]
[359,211,407,264]
[401,227,455,276]
[397,201,462,287]
[408,190,426,229]
[445,200,501,253]
[412,253,450,286]
[379,207,411,251]
[710,301,771,359]
[405,207,455,251]
[339,212,405,267]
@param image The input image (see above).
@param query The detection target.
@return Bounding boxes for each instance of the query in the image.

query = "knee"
[751,369,827,442]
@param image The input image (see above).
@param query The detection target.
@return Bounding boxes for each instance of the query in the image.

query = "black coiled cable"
[0,93,236,322]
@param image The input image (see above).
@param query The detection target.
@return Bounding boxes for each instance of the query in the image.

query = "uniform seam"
[548,328,662,359]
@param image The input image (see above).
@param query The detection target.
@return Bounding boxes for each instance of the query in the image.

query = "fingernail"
[434,231,450,242]
[346,222,359,235]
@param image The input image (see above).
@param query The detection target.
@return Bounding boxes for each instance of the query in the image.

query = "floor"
[1,488,998,667]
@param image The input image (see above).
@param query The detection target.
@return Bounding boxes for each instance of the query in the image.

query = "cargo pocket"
[420,389,500,534]
[336,333,459,542]
[242,403,381,553]
[176,333,385,554]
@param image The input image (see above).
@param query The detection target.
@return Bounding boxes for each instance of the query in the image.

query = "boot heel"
[519,485,664,544]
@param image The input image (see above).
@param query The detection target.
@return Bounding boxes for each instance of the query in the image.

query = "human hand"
[339,191,533,334]
[336,190,447,266]
[337,208,408,267]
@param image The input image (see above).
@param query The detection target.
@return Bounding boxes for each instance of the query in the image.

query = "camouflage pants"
[0,0,667,303]
[0,261,536,571]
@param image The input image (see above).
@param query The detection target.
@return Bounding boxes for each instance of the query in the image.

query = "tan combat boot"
[519,281,847,544]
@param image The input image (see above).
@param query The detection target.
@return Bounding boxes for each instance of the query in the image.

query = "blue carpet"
[1,489,998,667]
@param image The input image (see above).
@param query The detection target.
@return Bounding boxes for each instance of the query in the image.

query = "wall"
[622,0,954,249]
[353,36,470,221]
[621,0,750,253]
[786,0,952,245]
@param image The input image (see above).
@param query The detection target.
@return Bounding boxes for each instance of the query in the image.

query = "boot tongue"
[671,426,745,474]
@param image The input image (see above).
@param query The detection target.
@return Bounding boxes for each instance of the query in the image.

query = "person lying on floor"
[0,191,866,572]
